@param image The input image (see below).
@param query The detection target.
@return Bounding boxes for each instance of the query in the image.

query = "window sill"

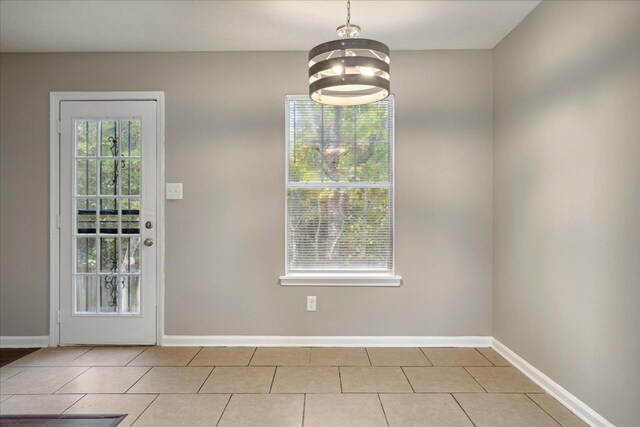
[279,273,402,287]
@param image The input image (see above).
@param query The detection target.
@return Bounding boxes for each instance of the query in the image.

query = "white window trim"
[280,95,401,287]
[279,273,402,287]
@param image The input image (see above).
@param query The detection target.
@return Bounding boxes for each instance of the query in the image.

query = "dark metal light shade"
[308,37,390,106]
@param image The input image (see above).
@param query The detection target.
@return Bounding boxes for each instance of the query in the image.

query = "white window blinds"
[285,95,394,273]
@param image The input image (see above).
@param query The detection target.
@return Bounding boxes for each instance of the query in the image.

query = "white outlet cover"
[307,296,317,312]
[166,183,183,200]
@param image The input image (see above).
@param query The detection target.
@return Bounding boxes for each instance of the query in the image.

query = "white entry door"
[59,101,158,345]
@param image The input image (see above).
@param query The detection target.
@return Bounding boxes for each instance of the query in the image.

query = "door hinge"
[57,310,61,324]
[56,215,61,229]
[56,121,61,134]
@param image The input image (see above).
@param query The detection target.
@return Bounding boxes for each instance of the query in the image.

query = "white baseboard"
[0,336,49,348]
[161,335,492,347]
[492,338,613,427]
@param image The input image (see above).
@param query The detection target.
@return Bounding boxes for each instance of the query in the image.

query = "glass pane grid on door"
[73,118,142,315]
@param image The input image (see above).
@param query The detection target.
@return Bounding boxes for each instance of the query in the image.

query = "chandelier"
[308,0,391,106]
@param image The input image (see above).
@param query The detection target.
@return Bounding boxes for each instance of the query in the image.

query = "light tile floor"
[0,346,587,426]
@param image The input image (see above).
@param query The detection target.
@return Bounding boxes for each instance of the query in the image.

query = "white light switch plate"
[166,183,183,200]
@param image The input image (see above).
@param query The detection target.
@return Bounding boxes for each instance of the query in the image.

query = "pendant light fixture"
[308,0,390,106]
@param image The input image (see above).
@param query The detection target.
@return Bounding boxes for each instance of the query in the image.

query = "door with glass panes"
[59,101,157,345]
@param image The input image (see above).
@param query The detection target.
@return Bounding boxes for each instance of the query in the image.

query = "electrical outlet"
[307,296,317,312]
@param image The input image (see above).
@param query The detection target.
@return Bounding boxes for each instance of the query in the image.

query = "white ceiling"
[0,0,541,53]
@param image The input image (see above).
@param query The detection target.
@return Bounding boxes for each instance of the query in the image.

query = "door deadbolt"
[145,221,153,229]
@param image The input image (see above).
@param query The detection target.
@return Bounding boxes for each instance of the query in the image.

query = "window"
[281,95,400,286]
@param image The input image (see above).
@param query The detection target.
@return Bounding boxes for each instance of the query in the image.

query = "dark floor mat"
[0,414,126,426]
[0,348,39,367]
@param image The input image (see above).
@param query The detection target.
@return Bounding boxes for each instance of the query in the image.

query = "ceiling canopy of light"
[308,0,391,106]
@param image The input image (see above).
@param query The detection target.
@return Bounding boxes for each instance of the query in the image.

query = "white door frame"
[50,92,165,347]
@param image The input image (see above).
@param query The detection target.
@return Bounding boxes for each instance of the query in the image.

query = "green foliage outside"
[288,99,393,270]
[74,119,142,313]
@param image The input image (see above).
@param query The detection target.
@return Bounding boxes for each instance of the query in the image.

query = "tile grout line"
[247,347,258,366]
[463,366,488,393]
[129,393,160,425]
[418,347,434,366]
[451,393,478,427]
[376,393,391,427]
[268,366,277,393]
[196,366,215,394]
[8,346,94,369]
[308,347,315,367]
[65,346,95,364]
[472,347,494,366]
[123,366,153,394]
[215,394,233,427]
[477,348,509,367]
[51,366,91,394]
[59,392,86,414]
[69,347,147,368]
[0,367,26,383]
[63,346,96,365]
[524,393,564,427]
[302,393,306,427]
[0,396,15,405]
[126,347,150,366]
[127,347,149,366]
[186,347,204,366]
[364,348,372,366]
[52,366,151,395]
[60,393,86,413]
[400,367,416,393]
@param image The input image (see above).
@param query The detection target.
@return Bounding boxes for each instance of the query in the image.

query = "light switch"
[166,183,183,200]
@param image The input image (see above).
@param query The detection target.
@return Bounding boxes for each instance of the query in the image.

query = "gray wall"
[0,50,494,337]
[492,1,640,426]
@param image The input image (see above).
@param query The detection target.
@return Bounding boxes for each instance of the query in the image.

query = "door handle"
[144,238,154,247]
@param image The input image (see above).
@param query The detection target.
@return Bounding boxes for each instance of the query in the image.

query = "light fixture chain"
[346,0,351,28]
